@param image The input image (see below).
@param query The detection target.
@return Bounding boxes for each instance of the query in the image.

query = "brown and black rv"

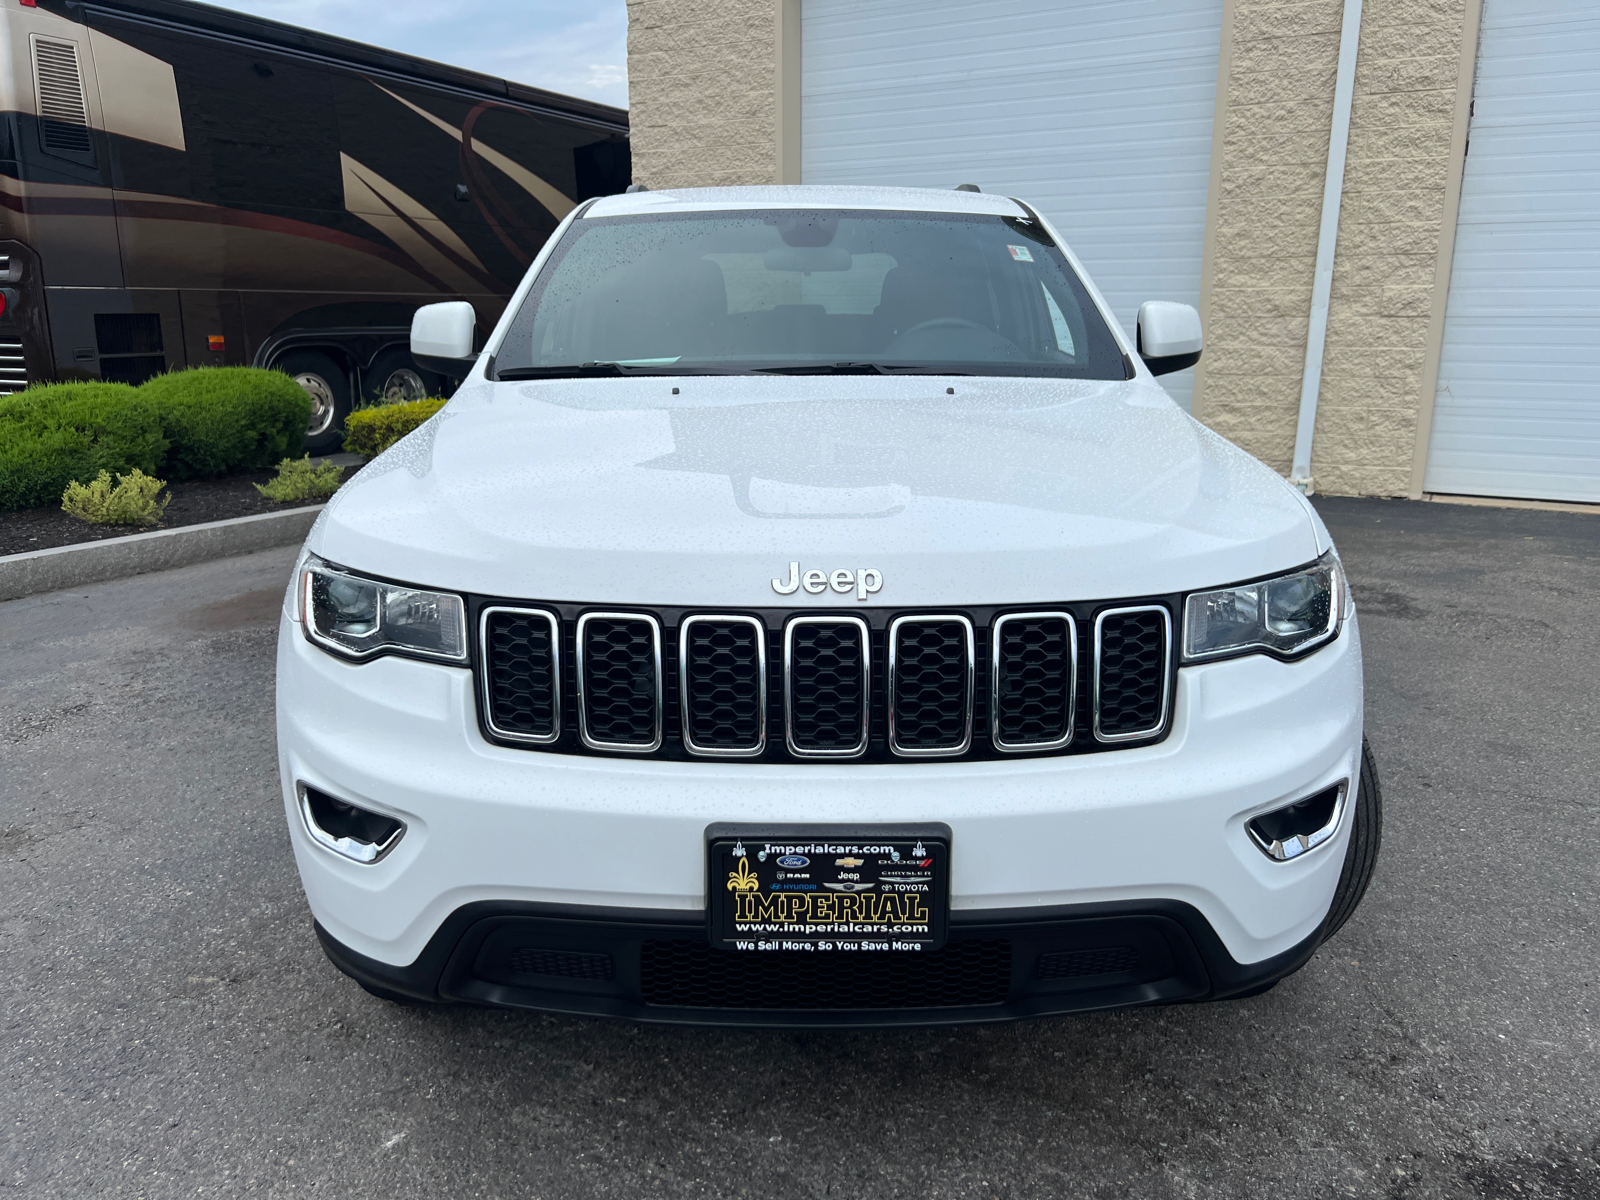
[2,0,629,448]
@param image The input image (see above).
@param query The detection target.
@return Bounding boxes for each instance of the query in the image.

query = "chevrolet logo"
[835,857,865,868]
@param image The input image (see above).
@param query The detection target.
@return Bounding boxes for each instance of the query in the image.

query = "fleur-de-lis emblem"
[726,858,760,893]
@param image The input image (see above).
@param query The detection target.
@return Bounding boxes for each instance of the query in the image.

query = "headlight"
[1182,551,1344,663]
[300,555,467,663]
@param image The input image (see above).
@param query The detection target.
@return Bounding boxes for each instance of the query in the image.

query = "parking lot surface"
[2,497,1598,1199]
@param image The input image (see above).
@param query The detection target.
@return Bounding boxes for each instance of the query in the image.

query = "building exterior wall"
[625,0,1479,497]
[625,0,778,188]
[1315,0,1473,496]
[1192,0,1346,480]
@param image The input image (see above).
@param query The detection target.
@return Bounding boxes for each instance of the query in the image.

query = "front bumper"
[277,609,1363,1019]
[315,896,1323,1027]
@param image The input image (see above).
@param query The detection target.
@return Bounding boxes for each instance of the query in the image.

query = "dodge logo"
[772,562,884,601]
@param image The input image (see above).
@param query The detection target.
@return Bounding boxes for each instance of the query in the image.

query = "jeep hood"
[312,375,1323,606]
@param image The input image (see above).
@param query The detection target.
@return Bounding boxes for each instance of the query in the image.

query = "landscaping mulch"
[1,470,310,557]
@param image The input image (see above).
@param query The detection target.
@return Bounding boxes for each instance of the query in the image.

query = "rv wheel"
[364,348,440,406]
[282,350,352,455]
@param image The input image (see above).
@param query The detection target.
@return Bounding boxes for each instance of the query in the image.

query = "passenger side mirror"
[411,301,477,375]
[1136,301,1202,376]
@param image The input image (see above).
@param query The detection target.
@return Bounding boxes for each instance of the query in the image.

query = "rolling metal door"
[1425,0,1600,502]
[800,0,1223,410]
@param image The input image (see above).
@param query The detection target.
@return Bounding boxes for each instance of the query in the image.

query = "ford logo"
[776,854,809,868]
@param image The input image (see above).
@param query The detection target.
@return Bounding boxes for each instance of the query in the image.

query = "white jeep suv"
[276,185,1379,1027]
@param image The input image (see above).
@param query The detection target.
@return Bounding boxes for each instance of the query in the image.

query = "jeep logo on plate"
[772,562,884,601]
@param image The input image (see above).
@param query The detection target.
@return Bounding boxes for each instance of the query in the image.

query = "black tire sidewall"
[1319,738,1384,945]
[280,349,352,455]
[363,347,441,406]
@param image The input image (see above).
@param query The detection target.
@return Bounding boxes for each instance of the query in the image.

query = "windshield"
[492,209,1128,379]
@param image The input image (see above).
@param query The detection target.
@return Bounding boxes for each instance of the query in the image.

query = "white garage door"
[801,0,1223,410]
[1424,0,1600,503]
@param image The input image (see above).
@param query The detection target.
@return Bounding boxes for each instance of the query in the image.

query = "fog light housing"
[298,783,405,864]
[1246,782,1346,862]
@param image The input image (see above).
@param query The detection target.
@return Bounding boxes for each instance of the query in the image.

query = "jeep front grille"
[888,615,973,756]
[481,607,560,744]
[991,612,1076,751]
[576,612,662,752]
[1093,606,1171,741]
[785,617,870,757]
[476,600,1174,762]
[680,615,766,756]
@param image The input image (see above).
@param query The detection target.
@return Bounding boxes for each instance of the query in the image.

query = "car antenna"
[625,183,649,193]
[954,183,981,192]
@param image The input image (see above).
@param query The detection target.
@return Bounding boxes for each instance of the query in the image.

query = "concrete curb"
[0,505,322,602]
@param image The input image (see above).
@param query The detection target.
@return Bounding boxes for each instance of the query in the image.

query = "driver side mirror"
[411,301,477,376]
[1136,301,1202,376]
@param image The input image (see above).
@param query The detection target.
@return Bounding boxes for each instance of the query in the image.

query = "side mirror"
[411,301,477,376]
[1136,301,1202,376]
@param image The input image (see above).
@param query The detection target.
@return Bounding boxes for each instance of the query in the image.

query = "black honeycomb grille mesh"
[684,620,763,750]
[581,617,658,745]
[1036,945,1140,980]
[503,948,615,980]
[891,620,971,750]
[639,940,1012,1008]
[993,616,1073,746]
[788,622,866,751]
[485,611,557,739]
[1096,610,1169,737]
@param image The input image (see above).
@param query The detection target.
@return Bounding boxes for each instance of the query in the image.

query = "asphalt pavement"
[2,496,1597,1199]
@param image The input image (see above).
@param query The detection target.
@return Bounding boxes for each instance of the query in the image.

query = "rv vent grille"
[33,37,92,154]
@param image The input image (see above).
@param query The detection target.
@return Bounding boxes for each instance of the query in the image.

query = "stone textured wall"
[1195,0,1470,496]
[1314,0,1469,495]
[626,0,778,189]
[1193,0,1348,479]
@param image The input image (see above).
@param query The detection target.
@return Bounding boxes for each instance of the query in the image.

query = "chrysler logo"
[772,562,884,601]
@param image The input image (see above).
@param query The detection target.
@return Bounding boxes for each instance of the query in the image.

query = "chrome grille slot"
[576,612,662,752]
[0,339,27,393]
[784,616,870,757]
[1093,606,1171,742]
[480,607,560,744]
[992,612,1076,752]
[680,615,766,757]
[888,615,974,756]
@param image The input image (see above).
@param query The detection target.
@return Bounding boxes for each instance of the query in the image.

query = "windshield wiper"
[496,362,766,380]
[751,362,984,376]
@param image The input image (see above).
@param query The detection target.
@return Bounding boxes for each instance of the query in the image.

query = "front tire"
[1319,738,1383,943]
[281,349,352,455]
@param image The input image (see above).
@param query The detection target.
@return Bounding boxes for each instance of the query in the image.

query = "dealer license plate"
[707,826,949,952]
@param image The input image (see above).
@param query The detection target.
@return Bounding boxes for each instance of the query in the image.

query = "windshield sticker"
[1007,244,1035,262]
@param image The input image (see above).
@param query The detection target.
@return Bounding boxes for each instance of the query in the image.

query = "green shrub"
[61,468,170,527]
[256,455,344,503]
[0,382,166,511]
[343,397,447,458]
[138,367,312,480]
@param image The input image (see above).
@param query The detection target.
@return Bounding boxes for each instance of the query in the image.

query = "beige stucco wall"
[625,0,777,188]
[1194,0,1472,496]
[1193,0,1346,480]
[1314,0,1471,496]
